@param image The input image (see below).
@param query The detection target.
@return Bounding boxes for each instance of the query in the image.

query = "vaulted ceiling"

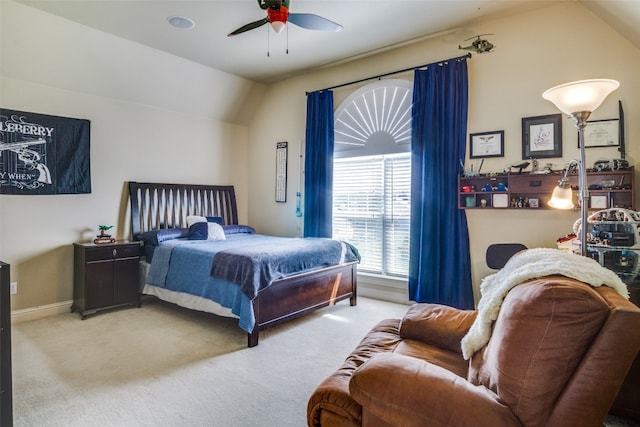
[16,0,640,84]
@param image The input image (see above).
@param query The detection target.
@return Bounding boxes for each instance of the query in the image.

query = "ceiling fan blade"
[288,13,342,32]
[227,18,269,37]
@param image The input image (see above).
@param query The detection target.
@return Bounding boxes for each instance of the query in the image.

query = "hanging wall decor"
[0,109,91,195]
[275,141,288,202]
[521,113,562,160]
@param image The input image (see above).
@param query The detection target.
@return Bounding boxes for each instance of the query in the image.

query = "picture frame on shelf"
[470,130,504,158]
[492,193,509,208]
[591,195,608,209]
[583,119,619,148]
[522,114,562,159]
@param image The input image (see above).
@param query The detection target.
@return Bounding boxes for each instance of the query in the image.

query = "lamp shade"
[548,184,575,210]
[542,79,619,114]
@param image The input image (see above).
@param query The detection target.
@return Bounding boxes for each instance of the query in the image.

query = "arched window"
[333,80,412,277]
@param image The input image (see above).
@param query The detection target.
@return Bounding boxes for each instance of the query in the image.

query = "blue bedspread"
[211,237,360,300]
[145,234,359,333]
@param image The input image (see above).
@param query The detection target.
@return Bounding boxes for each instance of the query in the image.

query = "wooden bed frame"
[128,181,357,347]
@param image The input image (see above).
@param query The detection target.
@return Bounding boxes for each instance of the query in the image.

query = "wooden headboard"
[128,182,239,237]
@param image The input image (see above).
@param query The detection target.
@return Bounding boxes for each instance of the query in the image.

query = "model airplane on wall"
[459,35,495,54]
[228,0,343,37]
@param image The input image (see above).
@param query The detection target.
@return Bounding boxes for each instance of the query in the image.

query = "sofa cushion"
[400,303,476,353]
[468,276,610,426]
[307,319,401,427]
[395,340,469,379]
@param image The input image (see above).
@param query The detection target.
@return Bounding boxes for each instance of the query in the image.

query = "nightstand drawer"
[85,244,140,262]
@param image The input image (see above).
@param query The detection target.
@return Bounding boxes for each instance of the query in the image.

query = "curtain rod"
[306,52,471,95]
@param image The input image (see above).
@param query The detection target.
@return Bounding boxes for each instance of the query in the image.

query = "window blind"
[333,153,410,276]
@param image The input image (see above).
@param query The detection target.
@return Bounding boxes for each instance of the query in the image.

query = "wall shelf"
[458,167,634,210]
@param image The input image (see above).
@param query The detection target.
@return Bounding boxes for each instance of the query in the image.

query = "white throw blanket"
[460,248,629,360]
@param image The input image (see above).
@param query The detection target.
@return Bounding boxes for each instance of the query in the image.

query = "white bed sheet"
[139,260,239,320]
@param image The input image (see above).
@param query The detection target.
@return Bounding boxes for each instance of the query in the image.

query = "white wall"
[0,1,258,310]
[247,1,640,302]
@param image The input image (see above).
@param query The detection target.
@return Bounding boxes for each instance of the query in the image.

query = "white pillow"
[207,222,226,240]
[187,215,207,227]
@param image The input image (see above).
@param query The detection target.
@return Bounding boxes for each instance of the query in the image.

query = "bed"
[128,181,358,347]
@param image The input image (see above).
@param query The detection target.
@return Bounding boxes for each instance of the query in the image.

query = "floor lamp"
[543,79,620,256]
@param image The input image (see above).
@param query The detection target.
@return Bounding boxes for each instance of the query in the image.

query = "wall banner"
[0,109,91,195]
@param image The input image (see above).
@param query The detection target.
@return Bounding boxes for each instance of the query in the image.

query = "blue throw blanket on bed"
[146,234,360,303]
[211,238,360,300]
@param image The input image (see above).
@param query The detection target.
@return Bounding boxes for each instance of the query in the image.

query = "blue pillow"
[222,224,255,235]
[206,216,224,225]
[137,228,188,246]
[188,222,208,240]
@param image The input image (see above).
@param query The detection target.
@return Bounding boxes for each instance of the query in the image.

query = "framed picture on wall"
[522,114,562,159]
[469,130,504,158]
[583,119,619,148]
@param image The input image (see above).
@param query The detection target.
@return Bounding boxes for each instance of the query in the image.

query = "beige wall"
[1,1,255,311]
[247,2,640,302]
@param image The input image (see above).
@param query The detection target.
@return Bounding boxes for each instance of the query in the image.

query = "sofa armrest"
[349,353,520,427]
[399,303,477,353]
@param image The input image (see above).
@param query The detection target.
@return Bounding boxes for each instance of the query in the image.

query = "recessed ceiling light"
[167,16,195,30]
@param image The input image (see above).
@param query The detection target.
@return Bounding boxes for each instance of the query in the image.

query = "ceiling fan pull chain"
[267,24,270,57]
[286,23,289,54]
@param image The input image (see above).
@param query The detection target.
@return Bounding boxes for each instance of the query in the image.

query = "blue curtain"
[408,57,474,309]
[303,90,334,238]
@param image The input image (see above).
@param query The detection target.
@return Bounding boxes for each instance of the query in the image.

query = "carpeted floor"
[10,296,640,427]
[12,297,409,426]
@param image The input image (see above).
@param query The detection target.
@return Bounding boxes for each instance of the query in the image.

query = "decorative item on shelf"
[94,225,115,244]
[510,161,530,174]
[465,196,475,207]
[492,193,509,208]
[510,197,531,208]
[582,208,640,284]
[460,158,484,177]
[593,159,629,172]
[543,78,620,256]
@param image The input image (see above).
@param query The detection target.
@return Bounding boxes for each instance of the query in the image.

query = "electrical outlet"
[10,282,17,294]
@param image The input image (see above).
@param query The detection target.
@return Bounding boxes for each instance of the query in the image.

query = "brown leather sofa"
[307,275,640,427]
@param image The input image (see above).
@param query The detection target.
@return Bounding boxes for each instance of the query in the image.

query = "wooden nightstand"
[72,241,141,319]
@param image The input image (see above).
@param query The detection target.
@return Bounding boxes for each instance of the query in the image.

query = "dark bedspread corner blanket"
[211,238,360,301]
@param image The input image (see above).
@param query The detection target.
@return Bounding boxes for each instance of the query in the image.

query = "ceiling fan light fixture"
[167,16,195,30]
[270,21,286,34]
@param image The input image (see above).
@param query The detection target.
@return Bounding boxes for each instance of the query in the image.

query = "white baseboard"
[11,300,73,324]
[9,282,409,324]
[358,282,411,305]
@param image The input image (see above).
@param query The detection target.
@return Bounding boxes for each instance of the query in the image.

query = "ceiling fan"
[228,0,343,37]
